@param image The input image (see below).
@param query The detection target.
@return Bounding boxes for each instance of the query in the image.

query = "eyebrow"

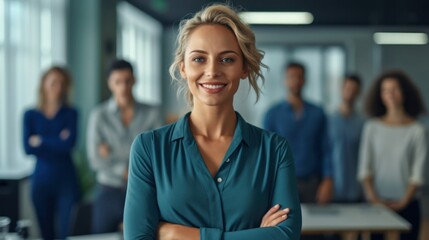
[188,50,240,56]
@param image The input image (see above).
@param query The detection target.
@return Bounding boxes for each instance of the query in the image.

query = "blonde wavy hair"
[37,66,72,108]
[169,3,267,105]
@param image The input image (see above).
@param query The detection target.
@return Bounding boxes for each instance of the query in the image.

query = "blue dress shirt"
[329,111,364,202]
[263,101,332,179]
[124,112,302,240]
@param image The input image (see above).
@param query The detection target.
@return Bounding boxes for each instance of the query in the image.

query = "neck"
[190,102,236,139]
[339,101,354,116]
[41,100,61,117]
[43,100,61,109]
[116,97,134,110]
[384,107,407,124]
[287,94,303,112]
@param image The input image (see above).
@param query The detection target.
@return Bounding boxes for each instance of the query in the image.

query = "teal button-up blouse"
[124,112,302,240]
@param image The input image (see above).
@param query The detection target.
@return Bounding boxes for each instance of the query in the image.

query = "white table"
[301,204,410,240]
[67,232,122,240]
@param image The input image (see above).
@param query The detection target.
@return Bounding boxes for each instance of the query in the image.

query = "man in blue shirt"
[329,74,364,203]
[264,62,333,204]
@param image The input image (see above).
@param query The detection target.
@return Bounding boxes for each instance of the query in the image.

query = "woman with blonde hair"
[23,66,80,240]
[124,4,301,240]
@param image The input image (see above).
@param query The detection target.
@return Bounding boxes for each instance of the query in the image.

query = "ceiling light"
[373,32,428,45]
[239,12,314,25]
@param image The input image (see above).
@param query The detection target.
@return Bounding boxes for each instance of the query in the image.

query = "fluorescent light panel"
[239,12,313,25]
[373,32,428,45]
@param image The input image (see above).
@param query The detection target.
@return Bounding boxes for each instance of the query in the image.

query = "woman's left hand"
[158,222,175,240]
[158,222,199,240]
[260,204,290,227]
[385,200,407,211]
[59,129,70,140]
[29,135,42,147]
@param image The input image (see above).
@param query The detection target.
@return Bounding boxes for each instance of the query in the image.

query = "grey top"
[87,98,162,188]
[358,119,427,201]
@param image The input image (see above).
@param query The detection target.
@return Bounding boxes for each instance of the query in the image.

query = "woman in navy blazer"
[23,66,80,240]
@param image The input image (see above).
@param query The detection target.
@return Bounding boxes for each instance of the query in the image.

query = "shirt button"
[217,177,223,183]
[226,158,230,163]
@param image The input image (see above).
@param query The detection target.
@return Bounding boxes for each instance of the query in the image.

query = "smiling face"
[179,24,247,108]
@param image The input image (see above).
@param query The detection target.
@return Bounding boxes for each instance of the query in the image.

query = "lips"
[201,84,226,89]
[199,82,227,93]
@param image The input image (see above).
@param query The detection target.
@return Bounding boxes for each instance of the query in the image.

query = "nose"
[205,59,220,78]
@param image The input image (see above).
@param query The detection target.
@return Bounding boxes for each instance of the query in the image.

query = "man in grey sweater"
[87,59,162,234]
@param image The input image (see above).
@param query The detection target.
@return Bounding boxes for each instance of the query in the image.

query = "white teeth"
[202,84,225,89]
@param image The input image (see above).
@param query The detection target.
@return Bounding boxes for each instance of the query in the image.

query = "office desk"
[68,232,122,240]
[0,164,33,234]
[301,204,410,240]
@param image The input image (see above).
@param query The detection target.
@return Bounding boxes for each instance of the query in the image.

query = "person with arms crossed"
[87,59,162,234]
[124,4,301,240]
[23,66,80,240]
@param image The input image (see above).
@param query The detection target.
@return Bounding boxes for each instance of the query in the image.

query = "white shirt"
[87,98,162,188]
[358,119,427,201]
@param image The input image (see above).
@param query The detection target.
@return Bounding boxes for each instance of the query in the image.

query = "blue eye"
[193,57,205,62]
[221,57,234,63]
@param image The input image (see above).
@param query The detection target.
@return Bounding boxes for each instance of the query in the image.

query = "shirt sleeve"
[319,110,333,178]
[38,108,78,153]
[409,126,428,185]
[23,110,41,156]
[201,138,302,240]
[86,109,122,171]
[358,121,373,181]
[124,133,160,240]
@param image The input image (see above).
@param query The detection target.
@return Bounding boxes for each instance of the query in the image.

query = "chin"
[196,97,231,107]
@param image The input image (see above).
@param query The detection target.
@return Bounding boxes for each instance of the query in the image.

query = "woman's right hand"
[260,204,290,227]
[29,135,41,147]
[98,143,110,158]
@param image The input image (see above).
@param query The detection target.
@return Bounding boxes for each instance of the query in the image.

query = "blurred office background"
[0,0,428,239]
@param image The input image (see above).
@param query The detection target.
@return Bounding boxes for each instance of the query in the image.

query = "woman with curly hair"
[358,70,427,240]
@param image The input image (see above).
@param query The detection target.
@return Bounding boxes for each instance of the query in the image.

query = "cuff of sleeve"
[200,227,223,240]
[323,168,332,178]
[409,176,423,186]
[357,170,372,181]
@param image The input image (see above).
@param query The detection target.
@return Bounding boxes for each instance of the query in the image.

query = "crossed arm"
[23,110,77,156]
[124,134,302,240]
[157,204,291,240]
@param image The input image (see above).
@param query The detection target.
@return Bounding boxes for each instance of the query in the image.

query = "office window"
[234,45,346,127]
[0,0,68,170]
[117,2,162,105]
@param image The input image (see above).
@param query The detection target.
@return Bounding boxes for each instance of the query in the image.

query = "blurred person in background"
[329,74,365,203]
[23,66,80,240]
[87,59,162,234]
[358,70,427,240]
[264,62,333,205]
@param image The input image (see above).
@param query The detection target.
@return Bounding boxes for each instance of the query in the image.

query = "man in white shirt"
[87,59,162,233]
